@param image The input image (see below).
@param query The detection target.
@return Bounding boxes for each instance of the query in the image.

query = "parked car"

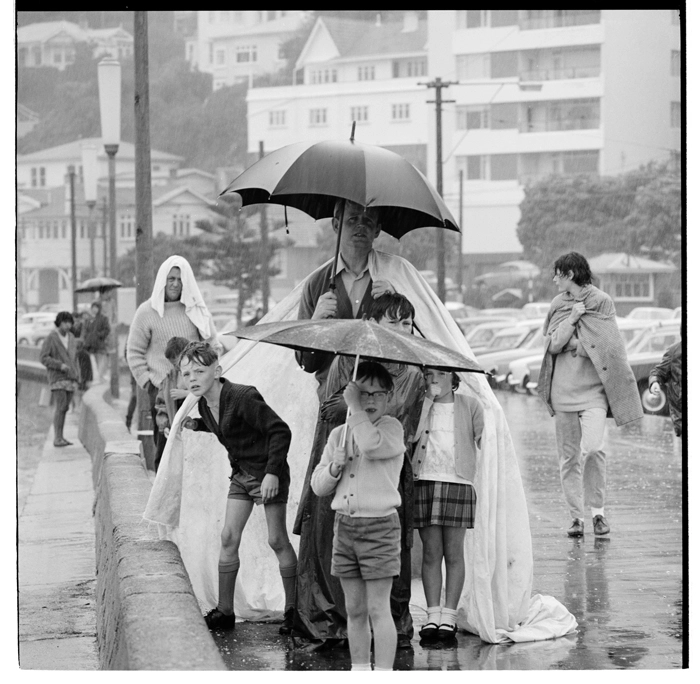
[478,307,527,320]
[17,312,56,346]
[466,319,525,355]
[626,306,675,321]
[626,322,681,415]
[506,319,660,394]
[460,314,520,339]
[472,260,540,290]
[474,320,546,388]
[521,302,551,319]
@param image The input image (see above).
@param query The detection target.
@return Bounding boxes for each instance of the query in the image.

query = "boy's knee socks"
[279,563,297,612]
[217,560,240,615]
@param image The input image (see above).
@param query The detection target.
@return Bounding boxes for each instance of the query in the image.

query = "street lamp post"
[98,57,121,398]
[82,143,98,277]
[67,165,78,313]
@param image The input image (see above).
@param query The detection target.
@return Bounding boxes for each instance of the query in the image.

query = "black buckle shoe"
[437,623,458,641]
[593,515,610,536]
[418,622,439,641]
[279,608,294,635]
[204,608,236,631]
[567,518,584,537]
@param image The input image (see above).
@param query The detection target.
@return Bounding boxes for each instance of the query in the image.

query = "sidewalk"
[18,409,99,670]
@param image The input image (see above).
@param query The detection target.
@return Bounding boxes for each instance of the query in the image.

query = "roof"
[17,103,40,122]
[589,252,677,274]
[212,12,309,39]
[316,14,426,61]
[17,138,184,164]
[152,186,215,207]
[87,26,133,41]
[17,20,87,44]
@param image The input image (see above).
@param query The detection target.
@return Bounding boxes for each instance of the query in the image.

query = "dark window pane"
[491,51,518,78]
[491,103,518,129]
[491,154,518,180]
[467,156,483,180]
[466,10,482,28]
[491,10,518,27]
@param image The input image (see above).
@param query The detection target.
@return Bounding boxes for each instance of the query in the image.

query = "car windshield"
[628,308,673,320]
[488,330,528,350]
[468,328,498,345]
[634,331,680,354]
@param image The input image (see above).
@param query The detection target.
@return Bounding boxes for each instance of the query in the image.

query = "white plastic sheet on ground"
[144,250,577,643]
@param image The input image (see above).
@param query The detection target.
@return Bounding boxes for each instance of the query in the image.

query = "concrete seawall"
[18,348,225,670]
[78,386,225,670]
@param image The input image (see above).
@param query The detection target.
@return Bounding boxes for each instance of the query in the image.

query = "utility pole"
[457,170,464,301]
[101,197,108,276]
[68,165,78,313]
[134,10,156,468]
[258,140,270,314]
[421,76,456,302]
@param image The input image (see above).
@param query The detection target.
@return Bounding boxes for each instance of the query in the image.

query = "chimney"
[375,13,381,27]
[402,10,419,32]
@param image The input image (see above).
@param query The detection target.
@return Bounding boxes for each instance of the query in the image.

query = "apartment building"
[428,9,682,260]
[187,10,309,90]
[246,12,430,171]
[244,10,681,272]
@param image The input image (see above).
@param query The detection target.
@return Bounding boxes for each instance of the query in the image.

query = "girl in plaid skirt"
[411,369,484,641]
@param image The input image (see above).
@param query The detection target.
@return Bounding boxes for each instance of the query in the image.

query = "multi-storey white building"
[246,12,429,170]
[429,9,682,260]
[187,10,310,90]
[244,10,682,271]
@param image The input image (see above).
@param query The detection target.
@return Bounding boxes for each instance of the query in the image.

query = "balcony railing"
[519,66,600,81]
[520,117,600,133]
[519,12,601,31]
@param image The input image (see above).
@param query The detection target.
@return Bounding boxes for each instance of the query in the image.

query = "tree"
[196,201,284,325]
[516,162,682,293]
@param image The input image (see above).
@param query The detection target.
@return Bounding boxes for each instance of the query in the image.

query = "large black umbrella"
[219,126,460,279]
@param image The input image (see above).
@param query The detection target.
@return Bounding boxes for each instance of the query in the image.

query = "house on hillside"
[588,252,679,315]
[187,10,310,90]
[17,20,133,70]
[17,104,40,139]
[17,138,183,189]
[17,177,219,310]
[246,11,429,170]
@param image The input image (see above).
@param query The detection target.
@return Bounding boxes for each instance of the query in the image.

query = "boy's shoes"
[53,438,72,447]
[593,515,610,536]
[204,608,236,631]
[279,608,294,635]
[437,623,458,641]
[418,622,439,641]
[567,518,584,537]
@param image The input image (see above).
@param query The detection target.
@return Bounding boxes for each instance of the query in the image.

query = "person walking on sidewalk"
[40,311,80,447]
[83,301,110,383]
[537,252,642,538]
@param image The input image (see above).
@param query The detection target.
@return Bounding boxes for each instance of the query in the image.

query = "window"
[521,98,600,132]
[53,221,59,239]
[456,105,489,130]
[61,221,66,238]
[54,51,62,64]
[671,50,680,76]
[358,66,375,81]
[311,68,337,84]
[40,167,46,187]
[491,103,518,129]
[172,214,190,237]
[671,101,681,128]
[561,150,599,175]
[392,58,427,78]
[236,45,257,63]
[79,220,86,239]
[490,51,518,78]
[350,106,368,123]
[309,108,327,126]
[456,53,490,80]
[120,215,135,239]
[466,155,485,180]
[31,168,37,187]
[520,10,601,30]
[391,103,411,121]
[269,110,286,127]
[215,49,225,65]
[491,10,518,27]
[611,274,652,301]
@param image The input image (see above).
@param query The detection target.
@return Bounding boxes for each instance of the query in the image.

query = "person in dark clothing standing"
[40,311,79,447]
[649,341,683,437]
[83,301,110,383]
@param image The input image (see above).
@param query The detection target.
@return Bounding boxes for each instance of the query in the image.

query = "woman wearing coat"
[40,311,80,447]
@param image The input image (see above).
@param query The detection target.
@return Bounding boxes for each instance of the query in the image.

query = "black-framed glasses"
[359,390,389,399]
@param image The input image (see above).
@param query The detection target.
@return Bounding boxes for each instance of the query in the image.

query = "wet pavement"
[209,390,685,670]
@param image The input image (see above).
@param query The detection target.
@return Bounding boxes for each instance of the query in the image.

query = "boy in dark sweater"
[180,341,297,634]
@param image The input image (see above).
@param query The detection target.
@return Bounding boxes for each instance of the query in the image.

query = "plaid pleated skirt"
[414,480,477,528]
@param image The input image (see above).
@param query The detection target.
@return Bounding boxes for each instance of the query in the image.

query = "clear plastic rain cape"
[143,250,577,644]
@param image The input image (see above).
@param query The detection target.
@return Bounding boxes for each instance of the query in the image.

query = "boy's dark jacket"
[190,378,291,482]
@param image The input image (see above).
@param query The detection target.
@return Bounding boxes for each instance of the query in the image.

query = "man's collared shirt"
[336,254,371,317]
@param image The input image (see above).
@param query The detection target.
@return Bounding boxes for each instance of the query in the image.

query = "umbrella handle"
[330,201,345,283]
[340,353,360,448]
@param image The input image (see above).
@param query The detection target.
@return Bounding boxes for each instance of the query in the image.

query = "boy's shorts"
[228,469,289,506]
[331,511,401,580]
